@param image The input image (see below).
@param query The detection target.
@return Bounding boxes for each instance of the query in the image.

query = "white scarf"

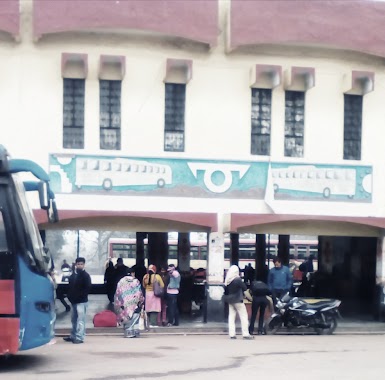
[225,265,240,286]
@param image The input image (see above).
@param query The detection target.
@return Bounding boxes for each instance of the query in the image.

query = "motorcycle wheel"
[315,315,338,335]
[265,316,282,335]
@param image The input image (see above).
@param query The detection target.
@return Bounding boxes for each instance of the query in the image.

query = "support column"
[177,232,191,272]
[148,232,168,270]
[206,232,225,322]
[278,234,290,266]
[375,236,385,320]
[178,232,192,314]
[230,233,239,266]
[136,232,147,266]
[256,234,267,281]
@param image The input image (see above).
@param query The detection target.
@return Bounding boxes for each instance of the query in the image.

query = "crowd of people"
[61,257,182,343]
[224,257,298,339]
[60,254,312,343]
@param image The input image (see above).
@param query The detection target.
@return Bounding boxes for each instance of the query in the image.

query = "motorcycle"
[265,293,341,335]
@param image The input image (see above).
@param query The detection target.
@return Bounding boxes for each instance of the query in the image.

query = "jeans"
[249,297,269,334]
[70,302,88,342]
[166,294,179,325]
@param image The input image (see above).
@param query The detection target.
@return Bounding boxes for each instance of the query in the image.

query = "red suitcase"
[93,310,117,327]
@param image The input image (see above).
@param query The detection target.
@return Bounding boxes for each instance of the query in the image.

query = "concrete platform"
[54,294,385,336]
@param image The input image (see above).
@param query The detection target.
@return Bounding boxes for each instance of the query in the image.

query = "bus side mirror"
[48,199,59,223]
[38,181,49,210]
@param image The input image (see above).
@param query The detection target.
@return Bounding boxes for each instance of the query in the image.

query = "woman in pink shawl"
[114,270,144,338]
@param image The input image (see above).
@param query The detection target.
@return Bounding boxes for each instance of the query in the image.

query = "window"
[343,94,362,160]
[100,80,121,150]
[164,83,186,152]
[251,88,272,155]
[284,91,305,157]
[63,79,85,149]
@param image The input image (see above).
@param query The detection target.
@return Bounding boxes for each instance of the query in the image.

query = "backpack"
[93,310,117,327]
[153,275,165,298]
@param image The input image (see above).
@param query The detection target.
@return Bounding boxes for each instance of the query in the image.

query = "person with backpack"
[248,280,271,335]
[143,265,164,328]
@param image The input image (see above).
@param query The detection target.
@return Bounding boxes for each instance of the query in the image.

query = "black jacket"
[67,269,92,304]
[250,280,271,298]
[225,277,247,304]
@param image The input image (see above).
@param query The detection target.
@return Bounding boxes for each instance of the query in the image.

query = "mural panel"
[49,154,372,202]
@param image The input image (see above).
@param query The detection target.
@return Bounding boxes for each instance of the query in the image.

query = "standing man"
[63,257,92,344]
[268,257,292,305]
[61,259,71,270]
[166,264,181,326]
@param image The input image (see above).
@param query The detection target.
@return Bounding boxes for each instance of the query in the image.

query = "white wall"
[4,3,385,225]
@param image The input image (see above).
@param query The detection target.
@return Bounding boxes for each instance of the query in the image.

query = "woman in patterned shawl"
[114,269,144,338]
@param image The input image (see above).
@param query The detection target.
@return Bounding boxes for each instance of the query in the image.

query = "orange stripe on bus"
[0,318,19,355]
[0,280,15,314]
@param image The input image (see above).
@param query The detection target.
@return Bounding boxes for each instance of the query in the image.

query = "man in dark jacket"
[63,257,92,344]
[249,280,271,335]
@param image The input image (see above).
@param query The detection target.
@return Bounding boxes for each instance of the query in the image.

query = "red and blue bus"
[0,145,58,355]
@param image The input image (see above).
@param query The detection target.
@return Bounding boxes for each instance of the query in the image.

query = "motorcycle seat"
[302,299,338,310]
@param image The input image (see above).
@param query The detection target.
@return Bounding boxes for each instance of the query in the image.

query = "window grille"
[284,91,305,157]
[63,79,85,149]
[164,83,186,152]
[251,88,272,155]
[100,80,121,150]
[343,94,362,160]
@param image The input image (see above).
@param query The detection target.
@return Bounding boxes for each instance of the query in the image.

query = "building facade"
[3,0,385,318]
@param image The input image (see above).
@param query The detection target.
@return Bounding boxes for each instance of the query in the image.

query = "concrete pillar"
[136,232,146,266]
[206,232,226,322]
[178,232,192,314]
[147,232,168,270]
[278,234,290,266]
[230,233,239,266]
[256,234,267,281]
[177,232,191,272]
[375,236,385,319]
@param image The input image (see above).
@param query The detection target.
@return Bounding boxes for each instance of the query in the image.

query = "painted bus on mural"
[271,165,357,198]
[75,157,172,190]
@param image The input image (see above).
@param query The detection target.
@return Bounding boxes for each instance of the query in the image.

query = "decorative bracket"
[61,53,88,79]
[250,64,282,89]
[284,66,315,91]
[164,58,193,84]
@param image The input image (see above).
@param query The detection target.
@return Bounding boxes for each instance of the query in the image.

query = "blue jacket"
[268,266,292,291]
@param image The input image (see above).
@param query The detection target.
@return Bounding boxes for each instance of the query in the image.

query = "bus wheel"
[323,187,331,198]
[157,178,165,188]
[103,178,113,190]
[273,184,279,193]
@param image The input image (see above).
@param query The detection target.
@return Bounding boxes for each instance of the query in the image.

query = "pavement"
[54,294,385,336]
[4,334,385,380]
